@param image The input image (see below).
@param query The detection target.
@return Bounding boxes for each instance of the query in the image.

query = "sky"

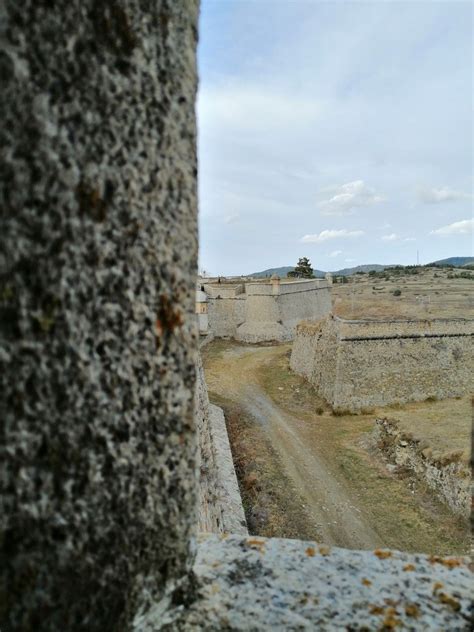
[197,0,473,276]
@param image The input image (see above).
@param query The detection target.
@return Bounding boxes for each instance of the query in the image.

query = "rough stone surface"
[159,534,474,630]
[196,357,247,535]
[291,315,474,411]
[0,2,199,630]
[374,419,470,518]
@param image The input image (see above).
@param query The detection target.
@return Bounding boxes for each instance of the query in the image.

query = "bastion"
[1,3,472,631]
[291,314,474,412]
[202,277,332,342]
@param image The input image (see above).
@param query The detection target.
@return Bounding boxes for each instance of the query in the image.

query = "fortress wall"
[236,293,284,342]
[205,284,245,298]
[207,297,246,337]
[195,357,247,535]
[290,317,340,404]
[291,316,474,411]
[236,279,332,343]
[277,283,332,336]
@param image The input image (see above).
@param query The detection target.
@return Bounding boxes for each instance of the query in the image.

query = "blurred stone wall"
[0,2,199,630]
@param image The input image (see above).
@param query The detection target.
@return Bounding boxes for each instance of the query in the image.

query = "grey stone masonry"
[0,2,199,631]
[291,315,474,411]
[147,535,474,630]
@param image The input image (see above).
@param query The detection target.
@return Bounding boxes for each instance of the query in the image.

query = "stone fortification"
[291,315,474,412]
[3,4,472,630]
[195,359,247,535]
[205,278,331,342]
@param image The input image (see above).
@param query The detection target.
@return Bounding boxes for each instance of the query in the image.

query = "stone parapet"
[149,534,473,630]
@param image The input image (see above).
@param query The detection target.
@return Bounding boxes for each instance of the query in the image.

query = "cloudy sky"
[197,0,472,275]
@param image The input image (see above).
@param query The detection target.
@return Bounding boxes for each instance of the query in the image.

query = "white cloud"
[224,213,240,224]
[381,233,399,241]
[329,250,343,257]
[430,218,473,236]
[404,237,416,242]
[318,180,385,216]
[301,229,364,243]
[418,187,471,204]
[345,258,356,263]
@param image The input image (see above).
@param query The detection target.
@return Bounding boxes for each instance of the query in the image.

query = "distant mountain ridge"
[250,258,473,278]
[250,264,395,278]
[250,266,325,278]
[428,257,474,267]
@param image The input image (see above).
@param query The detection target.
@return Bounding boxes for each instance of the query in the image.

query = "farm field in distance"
[331,266,474,320]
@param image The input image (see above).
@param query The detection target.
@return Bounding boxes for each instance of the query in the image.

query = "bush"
[393,289,402,296]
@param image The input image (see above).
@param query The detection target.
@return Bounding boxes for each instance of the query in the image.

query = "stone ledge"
[164,534,472,630]
[208,404,248,535]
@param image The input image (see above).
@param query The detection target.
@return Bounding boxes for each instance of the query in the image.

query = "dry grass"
[332,267,474,320]
[381,398,471,462]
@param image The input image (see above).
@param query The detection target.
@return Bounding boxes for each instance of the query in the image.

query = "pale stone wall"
[205,279,331,342]
[207,296,246,337]
[195,358,247,535]
[374,419,470,517]
[291,315,474,411]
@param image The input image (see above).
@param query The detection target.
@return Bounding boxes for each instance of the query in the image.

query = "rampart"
[291,315,474,411]
[195,358,247,535]
[205,278,331,342]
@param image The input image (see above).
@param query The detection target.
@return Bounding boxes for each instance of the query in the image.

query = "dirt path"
[244,384,381,548]
[205,344,381,549]
[203,341,469,554]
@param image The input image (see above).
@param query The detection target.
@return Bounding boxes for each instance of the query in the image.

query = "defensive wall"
[195,358,247,535]
[290,314,474,412]
[203,277,332,342]
[2,3,472,630]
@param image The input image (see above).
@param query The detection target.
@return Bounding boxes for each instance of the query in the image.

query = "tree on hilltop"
[288,257,314,278]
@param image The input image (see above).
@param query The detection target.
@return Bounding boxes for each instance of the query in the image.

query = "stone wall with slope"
[195,358,247,535]
[291,315,474,411]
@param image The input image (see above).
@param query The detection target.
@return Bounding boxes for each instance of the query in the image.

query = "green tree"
[290,257,314,278]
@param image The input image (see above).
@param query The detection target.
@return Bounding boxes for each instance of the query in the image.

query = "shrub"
[393,289,402,296]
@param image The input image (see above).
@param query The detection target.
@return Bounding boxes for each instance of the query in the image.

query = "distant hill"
[428,256,474,268]
[250,266,325,278]
[333,264,395,276]
[249,264,396,278]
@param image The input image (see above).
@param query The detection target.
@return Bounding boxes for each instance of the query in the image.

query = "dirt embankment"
[202,340,469,555]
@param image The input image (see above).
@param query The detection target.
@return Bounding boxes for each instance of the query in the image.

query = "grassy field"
[331,266,474,320]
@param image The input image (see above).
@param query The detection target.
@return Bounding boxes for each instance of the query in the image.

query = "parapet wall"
[195,358,247,535]
[205,279,332,342]
[290,315,474,411]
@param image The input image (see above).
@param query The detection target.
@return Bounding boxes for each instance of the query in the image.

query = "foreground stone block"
[168,535,473,631]
[0,2,199,630]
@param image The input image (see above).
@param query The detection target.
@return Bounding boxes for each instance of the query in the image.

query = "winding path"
[205,344,383,549]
